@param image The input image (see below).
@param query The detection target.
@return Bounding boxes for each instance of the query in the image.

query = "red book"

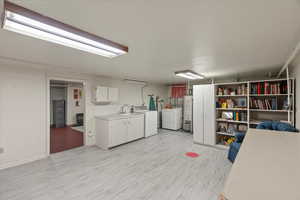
[264,82,267,94]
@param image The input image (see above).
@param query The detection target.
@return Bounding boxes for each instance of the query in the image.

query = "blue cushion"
[275,122,298,132]
[235,132,245,143]
[231,142,241,150]
[228,142,241,163]
[257,121,273,130]
[257,121,298,132]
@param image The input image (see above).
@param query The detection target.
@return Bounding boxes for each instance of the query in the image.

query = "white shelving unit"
[214,78,295,148]
[215,82,249,147]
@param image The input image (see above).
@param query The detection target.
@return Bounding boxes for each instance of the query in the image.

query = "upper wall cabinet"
[94,86,119,103]
[108,87,119,102]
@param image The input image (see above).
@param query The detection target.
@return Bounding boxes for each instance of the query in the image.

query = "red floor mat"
[185,152,200,158]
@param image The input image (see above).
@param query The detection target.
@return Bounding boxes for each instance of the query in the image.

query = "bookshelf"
[215,82,249,148]
[214,78,295,148]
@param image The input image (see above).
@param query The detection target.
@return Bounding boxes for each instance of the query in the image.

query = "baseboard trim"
[0,154,48,170]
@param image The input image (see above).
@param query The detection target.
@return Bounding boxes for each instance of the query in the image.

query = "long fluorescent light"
[175,70,205,80]
[1,1,128,58]
[124,79,147,86]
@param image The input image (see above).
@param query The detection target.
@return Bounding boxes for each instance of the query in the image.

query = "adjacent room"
[50,80,85,153]
[0,0,299,200]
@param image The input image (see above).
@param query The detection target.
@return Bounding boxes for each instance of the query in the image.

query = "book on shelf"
[250,98,279,110]
[220,111,247,121]
[250,81,289,95]
[217,123,247,134]
[216,98,247,109]
[232,112,247,121]
[217,84,248,96]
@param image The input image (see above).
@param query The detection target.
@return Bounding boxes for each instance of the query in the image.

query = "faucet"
[130,105,135,113]
[120,104,130,114]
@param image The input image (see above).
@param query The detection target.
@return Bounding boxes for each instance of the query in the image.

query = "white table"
[222,128,300,200]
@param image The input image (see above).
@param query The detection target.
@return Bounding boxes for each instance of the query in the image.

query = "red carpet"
[50,126,83,154]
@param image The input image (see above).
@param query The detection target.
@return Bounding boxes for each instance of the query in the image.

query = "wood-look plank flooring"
[0,130,231,200]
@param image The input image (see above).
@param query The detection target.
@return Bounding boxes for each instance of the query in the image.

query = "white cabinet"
[95,114,144,149]
[162,108,182,130]
[94,86,119,103]
[144,111,158,137]
[108,87,119,102]
[193,84,215,145]
[193,87,204,143]
[109,119,128,147]
[127,117,144,141]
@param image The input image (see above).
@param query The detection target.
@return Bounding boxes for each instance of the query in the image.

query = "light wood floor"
[0,130,231,200]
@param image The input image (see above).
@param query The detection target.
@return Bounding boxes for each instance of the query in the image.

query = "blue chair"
[257,121,298,132]
[227,132,245,163]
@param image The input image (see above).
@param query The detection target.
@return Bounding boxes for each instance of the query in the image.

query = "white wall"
[0,67,47,169]
[0,65,169,169]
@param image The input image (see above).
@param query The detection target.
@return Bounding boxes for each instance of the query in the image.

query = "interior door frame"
[46,77,87,156]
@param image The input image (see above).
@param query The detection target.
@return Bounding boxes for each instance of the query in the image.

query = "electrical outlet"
[88,131,94,137]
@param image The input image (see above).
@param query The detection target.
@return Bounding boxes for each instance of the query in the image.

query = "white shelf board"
[249,121,261,125]
[216,132,234,136]
[216,108,248,111]
[249,94,292,96]
[249,78,294,83]
[216,144,230,150]
[216,119,248,124]
[250,120,292,125]
[249,109,290,112]
[216,95,247,97]
[214,81,248,86]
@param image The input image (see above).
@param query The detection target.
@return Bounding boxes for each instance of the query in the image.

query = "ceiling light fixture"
[175,70,205,80]
[1,1,128,58]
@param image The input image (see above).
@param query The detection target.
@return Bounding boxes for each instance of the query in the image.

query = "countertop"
[222,128,300,200]
[95,113,144,121]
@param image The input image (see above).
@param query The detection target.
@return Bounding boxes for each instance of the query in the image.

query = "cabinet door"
[203,85,216,145]
[109,119,128,147]
[95,86,108,102]
[193,84,215,145]
[108,87,119,102]
[193,85,204,143]
[127,117,144,141]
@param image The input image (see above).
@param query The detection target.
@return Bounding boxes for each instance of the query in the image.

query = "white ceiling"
[0,0,300,84]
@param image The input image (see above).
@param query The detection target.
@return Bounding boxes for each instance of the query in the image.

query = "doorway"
[49,80,85,153]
